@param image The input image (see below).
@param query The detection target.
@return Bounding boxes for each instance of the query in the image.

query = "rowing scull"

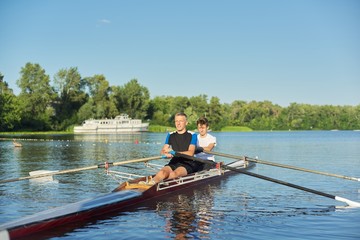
[0,159,254,239]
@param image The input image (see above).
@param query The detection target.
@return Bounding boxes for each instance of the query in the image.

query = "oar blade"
[29,170,59,183]
[335,196,360,208]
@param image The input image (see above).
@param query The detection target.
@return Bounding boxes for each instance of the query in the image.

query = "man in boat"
[194,117,217,170]
[146,112,200,185]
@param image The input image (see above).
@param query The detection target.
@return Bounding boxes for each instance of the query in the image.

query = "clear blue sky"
[1,0,359,107]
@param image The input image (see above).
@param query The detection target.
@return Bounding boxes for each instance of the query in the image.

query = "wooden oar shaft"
[205,151,360,182]
[0,156,163,184]
[176,153,360,207]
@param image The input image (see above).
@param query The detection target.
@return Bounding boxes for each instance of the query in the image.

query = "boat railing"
[107,160,246,190]
[157,168,222,191]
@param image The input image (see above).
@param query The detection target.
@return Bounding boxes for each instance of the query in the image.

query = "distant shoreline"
[1,128,359,136]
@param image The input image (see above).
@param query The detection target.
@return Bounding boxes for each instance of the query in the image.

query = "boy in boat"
[194,117,216,170]
[146,112,200,185]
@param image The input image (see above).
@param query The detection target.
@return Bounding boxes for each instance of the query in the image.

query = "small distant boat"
[12,139,22,147]
[74,114,149,134]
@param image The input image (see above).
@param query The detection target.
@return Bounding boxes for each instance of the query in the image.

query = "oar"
[204,150,360,182]
[0,156,163,184]
[176,153,360,208]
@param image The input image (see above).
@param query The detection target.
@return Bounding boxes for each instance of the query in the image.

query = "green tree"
[229,100,247,126]
[0,93,21,131]
[172,96,190,115]
[53,67,88,129]
[77,98,96,121]
[184,106,198,130]
[208,96,224,130]
[16,63,55,130]
[148,96,174,126]
[189,95,209,117]
[352,105,360,129]
[80,74,114,120]
[285,103,306,130]
[250,101,280,130]
[111,79,150,119]
[315,105,337,130]
[0,73,21,131]
[342,105,360,130]
[0,72,13,94]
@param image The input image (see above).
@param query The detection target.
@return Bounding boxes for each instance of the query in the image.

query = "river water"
[0,131,359,239]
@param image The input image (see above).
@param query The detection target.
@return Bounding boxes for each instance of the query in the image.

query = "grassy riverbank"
[221,126,253,132]
[0,131,72,135]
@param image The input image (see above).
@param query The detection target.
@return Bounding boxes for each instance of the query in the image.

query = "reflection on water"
[74,133,144,143]
[156,185,217,239]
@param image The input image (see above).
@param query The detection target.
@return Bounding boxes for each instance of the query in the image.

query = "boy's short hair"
[197,117,209,126]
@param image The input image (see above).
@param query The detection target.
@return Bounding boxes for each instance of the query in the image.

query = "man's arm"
[177,144,196,156]
[160,133,173,158]
[161,144,171,155]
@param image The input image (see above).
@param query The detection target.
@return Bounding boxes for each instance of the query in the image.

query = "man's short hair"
[175,112,187,119]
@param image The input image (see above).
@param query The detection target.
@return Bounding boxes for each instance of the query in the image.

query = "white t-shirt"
[194,133,216,161]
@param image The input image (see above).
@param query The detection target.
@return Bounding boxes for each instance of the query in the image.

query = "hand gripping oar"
[175,153,360,208]
[0,156,163,184]
[204,150,360,182]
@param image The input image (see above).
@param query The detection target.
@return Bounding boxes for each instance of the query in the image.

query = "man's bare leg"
[153,166,173,183]
[168,167,187,179]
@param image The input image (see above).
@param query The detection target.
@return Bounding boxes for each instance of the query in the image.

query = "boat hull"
[0,160,254,239]
[0,191,141,240]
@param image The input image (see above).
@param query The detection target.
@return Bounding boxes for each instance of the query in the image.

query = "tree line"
[1,62,359,132]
